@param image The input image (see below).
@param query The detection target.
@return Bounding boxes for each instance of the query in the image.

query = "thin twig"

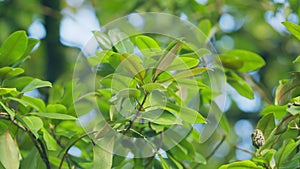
[235,146,255,156]
[206,134,226,160]
[58,130,98,169]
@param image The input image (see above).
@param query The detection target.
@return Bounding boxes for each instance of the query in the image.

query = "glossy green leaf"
[30,112,77,120]
[46,104,67,114]
[293,55,300,63]
[166,103,206,124]
[221,49,265,72]
[260,105,288,119]
[3,76,34,91]
[119,54,145,80]
[93,31,112,50]
[108,30,134,53]
[0,101,15,119]
[275,139,299,167]
[274,115,298,135]
[172,67,208,80]
[141,83,165,92]
[7,96,45,112]
[22,38,39,57]
[22,116,43,138]
[0,131,20,169]
[87,51,115,67]
[118,88,140,98]
[135,35,161,51]
[41,128,58,151]
[219,54,244,70]
[155,41,183,77]
[198,19,211,37]
[93,138,114,169]
[0,88,16,95]
[97,63,115,77]
[141,109,181,125]
[275,76,300,105]
[227,71,254,99]
[0,67,24,80]
[282,21,300,40]
[287,105,300,115]
[166,57,199,71]
[0,31,28,66]
[256,113,275,139]
[219,160,262,169]
[21,78,52,93]
[20,148,46,169]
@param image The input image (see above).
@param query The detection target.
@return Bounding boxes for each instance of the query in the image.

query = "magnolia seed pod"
[251,129,265,149]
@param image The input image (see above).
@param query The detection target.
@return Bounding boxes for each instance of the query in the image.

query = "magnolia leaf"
[0,31,28,66]
[275,76,300,105]
[282,21,300,40]
[0,131,20,169]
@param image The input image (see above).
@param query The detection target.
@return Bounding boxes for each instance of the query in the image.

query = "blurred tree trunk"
[41,0,65,83]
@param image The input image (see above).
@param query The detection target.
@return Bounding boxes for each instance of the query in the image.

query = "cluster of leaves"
[218,22,300,169]
[81,21,269,168]
[0,22,299,169]
[0,31,83,169]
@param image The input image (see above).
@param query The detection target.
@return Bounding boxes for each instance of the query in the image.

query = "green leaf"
[108,30,134,53]
[218,160,262,169]
[221,49,265,72]
[166,57,199,71]
[23,38,39,57]
[141,109,181,125]
[293,55,300,63]
[0,101,15,119]
[7,96,45,112]
[119,54,145,80]
[87,51,115,67]
[92,31,112,50]
[227,71,254,99]
[256,113,275,139]
[0,67,24,80]
[142,83,165,92]
[21,78,52,93]
[287,105,300,115]
[20,148,46,169]
[198,19,212,37]
[260,105,288,119]
[219,54,244,70]
[275,139,299,167]
[46,104,67,114]
[22,116,43,138]
[282,21,300,40]
[93,138,114,169]
[0,31,28,66]
[172,67,208,80]
[166,103,206,124]
[135,35,161,51]
[97,63,115,77]
[30,112,77,120]
[0,130,20,169]
[116,88,140,99]
[0,88,16,95]
[275,76,300,105]
[41,128,58,151]
[155,41,183,77]
[3,76,34,91]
